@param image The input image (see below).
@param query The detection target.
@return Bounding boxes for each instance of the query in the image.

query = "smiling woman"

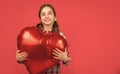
[16,4,71,74]
[40,6,55,27]
[37,4,59,33]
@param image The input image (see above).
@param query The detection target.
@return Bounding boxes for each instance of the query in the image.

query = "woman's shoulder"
[59,32,67,39]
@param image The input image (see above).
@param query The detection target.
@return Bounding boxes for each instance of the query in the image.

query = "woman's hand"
[16,50,28,63]
[52,48,70,63]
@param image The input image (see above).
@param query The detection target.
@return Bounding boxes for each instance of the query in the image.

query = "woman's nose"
[44,13,49,17]
[45,15,49,18]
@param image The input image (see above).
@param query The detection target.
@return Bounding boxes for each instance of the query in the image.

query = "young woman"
[16,4,71,74]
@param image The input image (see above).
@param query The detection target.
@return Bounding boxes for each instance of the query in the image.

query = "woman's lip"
[44,19,51,22]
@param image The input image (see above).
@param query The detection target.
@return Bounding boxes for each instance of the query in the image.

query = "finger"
[52,52,60,57]
[65,48,68,54]
[53,56,60,60]
[54,48,63,53]
[53,50,61,55]
[19,52,28,55]
[65,47,68,52]
[18,56,27,61]
[20,53,28,57]
[18,57,27,62]
[17,53,28,59]
[55,48,63,53]
[21,54,28,57]
[20,57,27,60]
[16,51,27,56]
[16,50,21,53]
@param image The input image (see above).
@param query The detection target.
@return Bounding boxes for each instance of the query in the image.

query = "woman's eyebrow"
[48,10,53,12]
[41,10,52,13]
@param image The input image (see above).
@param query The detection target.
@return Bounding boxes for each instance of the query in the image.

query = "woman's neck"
[43,25,53,32]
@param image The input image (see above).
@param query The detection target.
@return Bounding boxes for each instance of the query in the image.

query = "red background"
[0,0,120,74]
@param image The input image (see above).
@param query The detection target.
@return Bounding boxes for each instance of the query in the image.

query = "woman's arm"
[59,32,72,65]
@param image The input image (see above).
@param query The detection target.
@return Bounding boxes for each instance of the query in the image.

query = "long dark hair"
[37,4,59,33]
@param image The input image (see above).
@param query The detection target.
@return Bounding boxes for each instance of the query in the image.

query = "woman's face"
[40,6,55,26]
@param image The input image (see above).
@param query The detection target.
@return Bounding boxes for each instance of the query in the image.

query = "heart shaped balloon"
[17,26,67,74]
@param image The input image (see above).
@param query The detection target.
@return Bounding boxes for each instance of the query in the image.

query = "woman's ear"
[54,18,57,22]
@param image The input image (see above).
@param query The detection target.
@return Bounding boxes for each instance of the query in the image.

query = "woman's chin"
[44,23,51,26]
[44,22,54,26]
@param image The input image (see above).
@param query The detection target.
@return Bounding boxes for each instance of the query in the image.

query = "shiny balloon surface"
[17,26,67,74]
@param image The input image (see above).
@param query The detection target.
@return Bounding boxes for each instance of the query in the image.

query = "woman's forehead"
[41,7,53,13]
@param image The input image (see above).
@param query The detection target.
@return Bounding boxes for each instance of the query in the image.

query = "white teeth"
[45,19,51,22]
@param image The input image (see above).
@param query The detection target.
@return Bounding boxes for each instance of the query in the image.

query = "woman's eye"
[48,12,52,15]
[41,13,45,16]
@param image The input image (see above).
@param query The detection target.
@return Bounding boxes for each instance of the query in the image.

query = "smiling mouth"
[44,19,51,22]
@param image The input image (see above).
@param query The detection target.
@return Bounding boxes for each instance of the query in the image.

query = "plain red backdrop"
[0,0,120,74]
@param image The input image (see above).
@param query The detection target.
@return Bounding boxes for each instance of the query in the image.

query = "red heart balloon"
[17,26,67,74]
